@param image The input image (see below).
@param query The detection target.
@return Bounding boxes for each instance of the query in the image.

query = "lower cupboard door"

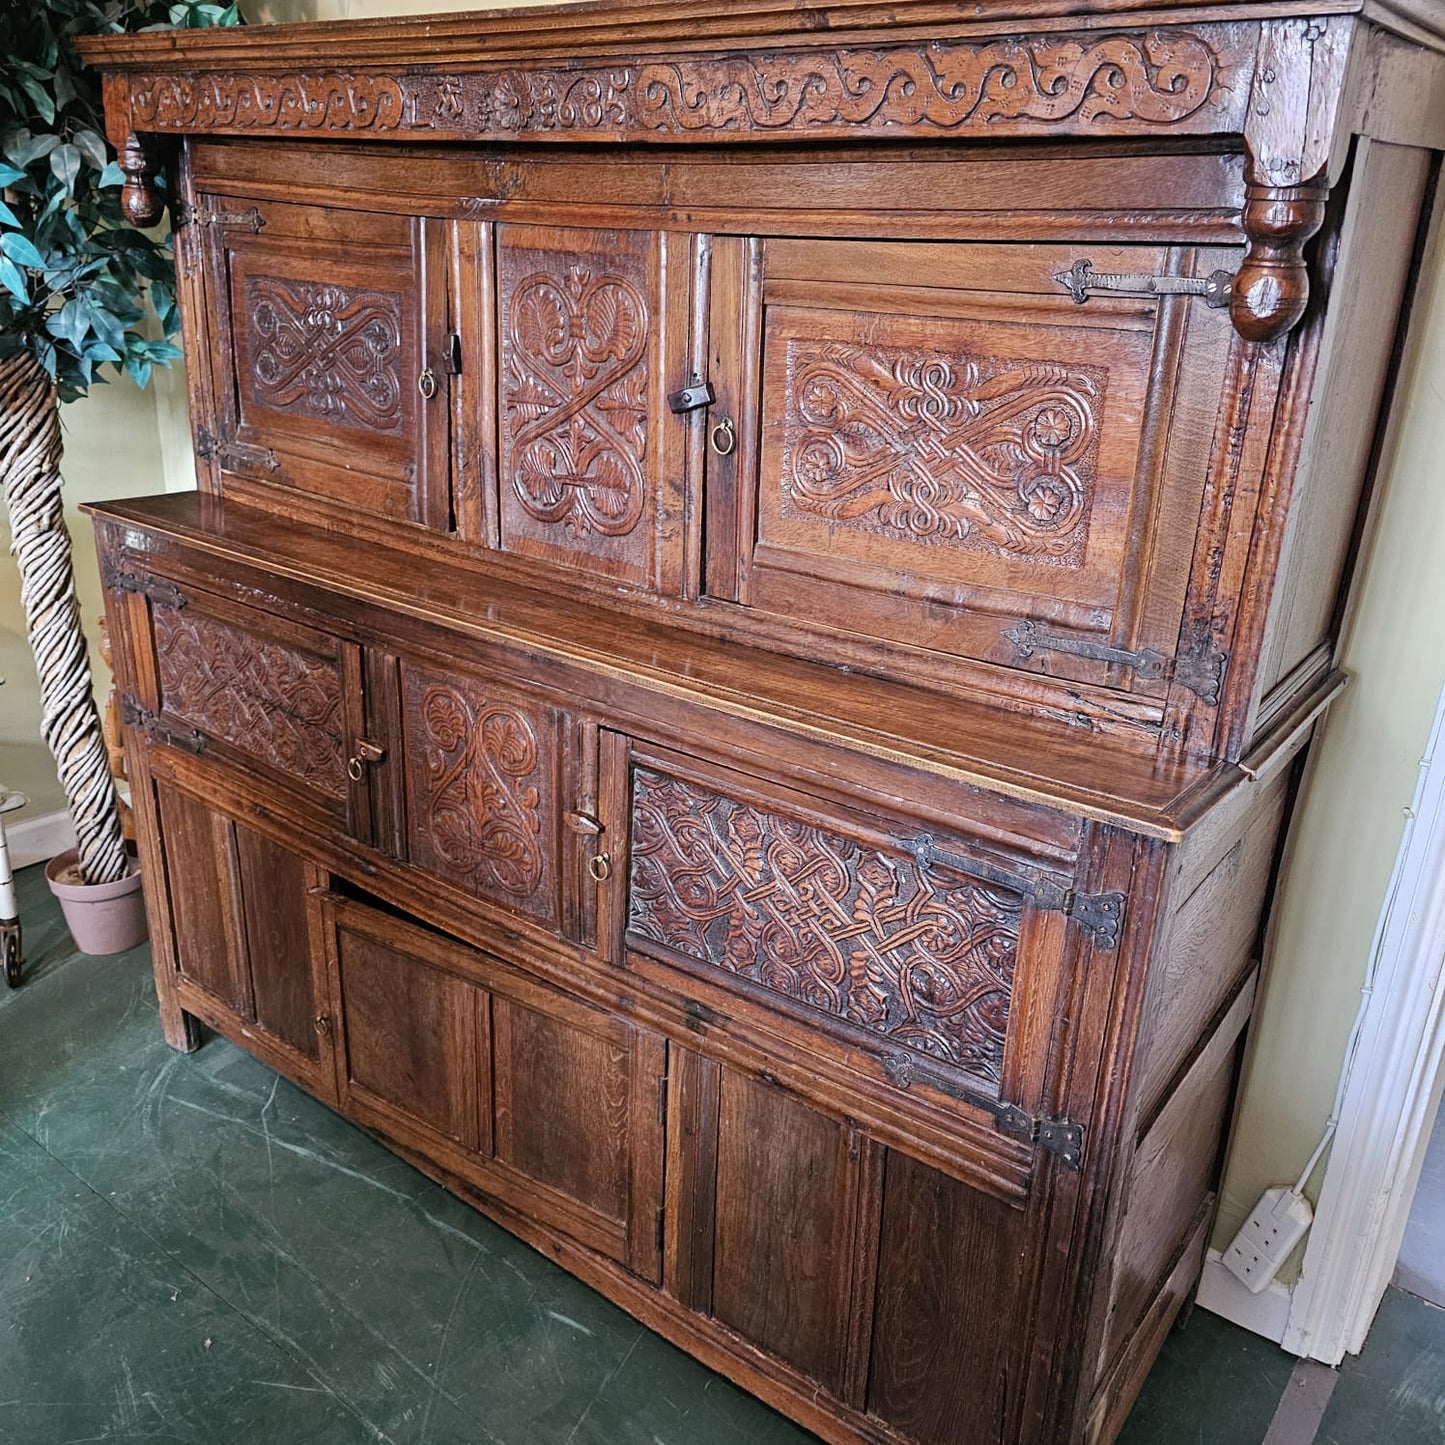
[152,775,336,1098]
[325,894,666,1280]
[670,1056,1037,1442]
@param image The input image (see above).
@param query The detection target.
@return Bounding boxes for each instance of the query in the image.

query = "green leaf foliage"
[0,1,241,403]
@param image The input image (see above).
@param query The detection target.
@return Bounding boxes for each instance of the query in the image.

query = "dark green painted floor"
[3,860,1444,1445]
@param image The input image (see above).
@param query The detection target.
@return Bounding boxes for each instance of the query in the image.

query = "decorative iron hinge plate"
[1004,619,1228,705]
[178,203,265,232]
[1054,259,1233,309]
[908,832,1125,950]
[121,697,206,755]
[882,1052,1085,1169]
[195,426,280,474]
[101,564,186,611]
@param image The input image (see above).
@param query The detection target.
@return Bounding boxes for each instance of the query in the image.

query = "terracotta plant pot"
[44,849,148,956]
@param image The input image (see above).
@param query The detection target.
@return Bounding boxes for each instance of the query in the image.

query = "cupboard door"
[152,777,336,1098]
[707,237,1237,701]
[141,584,363,830]
[492,223,690,592]
[396,655,564,929]
[327,896,666,1279]
[202,196,450,530]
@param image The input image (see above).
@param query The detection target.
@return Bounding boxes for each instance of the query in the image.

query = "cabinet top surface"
[88,492,1336,841]
[74,0,1445,69]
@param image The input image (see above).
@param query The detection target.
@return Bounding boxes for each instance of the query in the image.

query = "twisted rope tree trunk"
[1,351,128,885]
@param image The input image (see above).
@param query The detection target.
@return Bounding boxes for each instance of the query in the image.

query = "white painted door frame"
[1282,678,1445,1364]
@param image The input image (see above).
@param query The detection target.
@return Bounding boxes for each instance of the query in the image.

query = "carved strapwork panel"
[627,767,1021,1088]
[204,197,450,530]
[151,601,349,808]
[781,338,1103,566]
[493,223,688,592]
[400,660,561,926]
[711,236,1241,711]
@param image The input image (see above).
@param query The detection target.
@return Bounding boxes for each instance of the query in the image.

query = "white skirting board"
[1197,1249,1294,1343]
[4,809,76,872]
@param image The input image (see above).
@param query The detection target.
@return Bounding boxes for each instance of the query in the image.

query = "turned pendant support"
[1231,179,1328,344]
[119,132,165,227]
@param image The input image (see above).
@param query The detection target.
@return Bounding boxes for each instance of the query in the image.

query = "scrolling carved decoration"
[501,260,650,537]
[780,339,1102,564]
[406,679,545,899]
[628,770,1019,1085]
[247,278,404,432]
[153,607,345,799]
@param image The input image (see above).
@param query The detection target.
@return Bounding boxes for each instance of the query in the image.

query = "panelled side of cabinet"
[81,4,1445,1443]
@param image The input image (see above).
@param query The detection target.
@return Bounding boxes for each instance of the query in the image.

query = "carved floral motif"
[247,277,403,432]
[779,338,1103,563]
[501,259,649,537]
[407,681,544,898]
[153,607,345,798]
[628,771,1019,1084]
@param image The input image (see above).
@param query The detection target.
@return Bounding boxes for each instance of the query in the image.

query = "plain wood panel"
[711,1071,864,1397]
[155,779,248,1013]
[867,1148,1028,1445]
[336,924,482,1150]
[235,823,317,1059]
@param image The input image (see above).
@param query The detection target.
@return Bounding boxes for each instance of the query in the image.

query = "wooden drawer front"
[149,593,354,822]
[712,237,1236,698]
[205,197,448,529]
[627,760,1022,1092]
[397,658,562,927]
[152,778,334,1094]
[494,223,687,592]
[329,897,665,1279]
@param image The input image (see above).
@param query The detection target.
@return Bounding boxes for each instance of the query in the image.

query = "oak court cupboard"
[77,1,1445,1440]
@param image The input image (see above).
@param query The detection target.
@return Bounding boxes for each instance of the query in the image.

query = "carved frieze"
[153,607,345,799]
[779,338,1103,564]
[500,255,650,537]
[247,277,404,432]
[122,28,1242,145]
[628,770,1020,1085]
[404,676,546,901]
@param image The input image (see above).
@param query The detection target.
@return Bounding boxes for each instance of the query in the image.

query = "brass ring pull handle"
[347,738,387,781]
[417,368,438,399]
[588,851,612,883]
[710,417,736,456]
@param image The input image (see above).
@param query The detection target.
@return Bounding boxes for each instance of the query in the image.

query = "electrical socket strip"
[1222,1185,1315,1293]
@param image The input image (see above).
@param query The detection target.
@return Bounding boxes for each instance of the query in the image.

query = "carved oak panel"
[153,603,347,802]
[400,661,559,925]
[627,769,1020,1086]
[494,224,683,590]
[246,276,404,433]
[780,337,1103,567]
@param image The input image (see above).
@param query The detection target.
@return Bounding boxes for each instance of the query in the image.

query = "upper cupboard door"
[489,224,691,592]
[201,197,450,530]
[706,238,1238,704]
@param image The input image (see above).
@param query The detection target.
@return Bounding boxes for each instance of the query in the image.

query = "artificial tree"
[0,0,238,886]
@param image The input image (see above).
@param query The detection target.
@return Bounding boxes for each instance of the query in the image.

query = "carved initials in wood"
[248,278,403,431]
[628,771,1019,1085]
[781,339,1103,563]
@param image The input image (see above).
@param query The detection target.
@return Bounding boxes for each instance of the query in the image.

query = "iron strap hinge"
[882,1053,1085,1169]
[195,427,280,474]
[1003,619,1227,705]
[909,832,1125,951]
[101,565,186,611]
[1054,259,1233,309]
[178,203,265,232]
[121,697,206,756]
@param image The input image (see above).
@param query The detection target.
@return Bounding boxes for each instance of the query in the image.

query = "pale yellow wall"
[1213,196,1445,1264]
